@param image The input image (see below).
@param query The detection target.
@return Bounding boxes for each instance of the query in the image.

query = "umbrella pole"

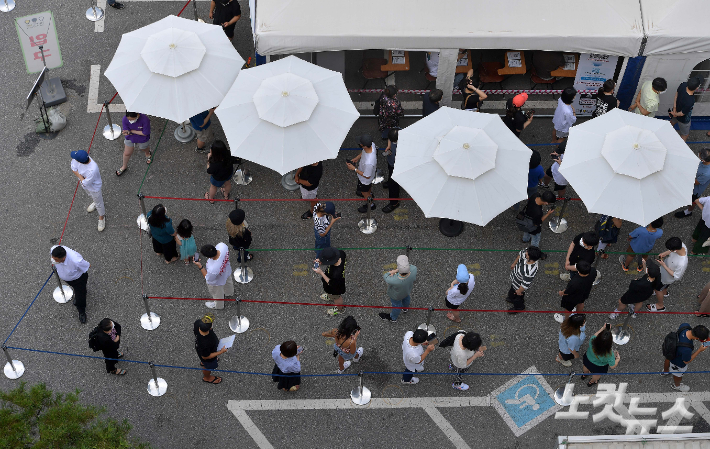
[102,101,121,140]
[174,121,195,143]
[549,197,569,233]
[438,219,464,237]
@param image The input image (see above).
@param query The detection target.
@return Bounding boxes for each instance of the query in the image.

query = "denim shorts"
[210,176,228,187]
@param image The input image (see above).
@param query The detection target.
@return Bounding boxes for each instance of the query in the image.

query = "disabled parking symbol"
[491,366,561,436]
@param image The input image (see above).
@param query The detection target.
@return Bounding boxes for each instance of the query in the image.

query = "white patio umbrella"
[105,15,244,124]
[392,107,532,226]
[214,55,359,175]
[559,108,697,226]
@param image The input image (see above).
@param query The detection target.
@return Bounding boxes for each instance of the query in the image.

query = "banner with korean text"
[15,11,63,74]
[572,53,618,116]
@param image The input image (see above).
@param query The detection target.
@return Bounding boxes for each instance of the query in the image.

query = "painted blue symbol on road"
[496,376,555,428]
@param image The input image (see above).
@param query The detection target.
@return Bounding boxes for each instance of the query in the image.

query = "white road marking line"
[423,407,473,449]
[691,401,710,424]
[229,408,274,449]
[88,65,126,113]
[94,0,106,33]
[227,396,490,411]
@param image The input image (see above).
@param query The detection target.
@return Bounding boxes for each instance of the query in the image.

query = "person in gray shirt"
[379,255,418,322]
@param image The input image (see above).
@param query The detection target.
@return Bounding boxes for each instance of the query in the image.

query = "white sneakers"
[453,383,469,391]
[559,272,571,281]
[671,383,690,392]
[87,202,96,213]
[401,377,419,385]
[554,313,565,323]
[205,301,217,309]
[556,355,572,367]
[320,293,333,302]
[337,360,352,374]
[98,218,105,232]
[353,347,363,362]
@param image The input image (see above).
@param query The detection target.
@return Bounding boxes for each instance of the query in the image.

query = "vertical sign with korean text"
[572,53,618,116]
[15,11,63,74]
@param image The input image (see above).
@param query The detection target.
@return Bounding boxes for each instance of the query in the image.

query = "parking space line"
[423,407,472,449]
[230,408,274,449]
[88,65,126,113]
[94,0,106,33]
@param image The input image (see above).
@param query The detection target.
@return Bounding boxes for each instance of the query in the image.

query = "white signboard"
[572,53,618,116]
[15,11,63,74]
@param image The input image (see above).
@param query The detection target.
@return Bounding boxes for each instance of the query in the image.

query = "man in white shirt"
[347,135,377,214]
[51,245,90,323]
[70,150,105,232]
[401,329,435,385]
[647,237,688,312]
[194,243,233,309]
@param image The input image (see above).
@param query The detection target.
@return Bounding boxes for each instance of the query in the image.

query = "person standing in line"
[552,87,577,143]
[620,218,664,271]
[609,259,662,319]
[314,246,347,316]
[560,231,598,282]
[70,150,105,232]
[506,246,544,314]
[422,88,442,117]
[313,202,339,259]
[205,141,233,203]
[226,209,252,262]
[629,77,667,116]
[209,0,241,40]
[448,331,485,391]
[695,282,710,317]
[401,329,435,385]
[51,245,90,324]
[669,77,701,142]
[378,85,404,141]
[94,318,125,375]
[194,243,234,310]
[147,204,178,264]
[295,161,323,219]
[647,237,688,312]
[595,215,623,259]
[176,219,198,265]
[514,150,545,211]
[379,255,418,323]
[444,264,475,323]
[321,316,363,373]
[556,261,596,323]
[520,190,557,248]
[346,135,377,214]
[675,148,710,219]
[581,324,620,387]
[540,139,568,199]
[661,323,709,392]
[116,112,150,176]
[459,71,487,112]
[271,341,303,392]
[556,314,586,367]
[382,129,401,213]
[194,315,228,384]
[591,79,619,117]
[189,108,215,154]
[503,93,533,138]
[691,196,710,255]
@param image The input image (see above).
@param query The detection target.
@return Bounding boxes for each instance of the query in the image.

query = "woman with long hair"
[226,209,252,262]
[557,314,586,367]
[205,140,234,204]
[582,324,620,386]
[321,316,363,374]
[147,204,178,263]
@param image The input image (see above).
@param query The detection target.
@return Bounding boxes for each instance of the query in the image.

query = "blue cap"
[456,264,469,283]
[71,150,89,163]
[323,201,335,215]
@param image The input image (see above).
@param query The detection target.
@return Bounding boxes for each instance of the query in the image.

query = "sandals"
[221,188,230,199]
[446,313,462,323]
[587,380,598,387]
[695,311,710,318]
[203,376,222,384]
[580,374,588,380]
[146,153,153,164]
[112,369,127,375]
[115,167,128,176]
[117,352,124,359]
[204,192,214,204]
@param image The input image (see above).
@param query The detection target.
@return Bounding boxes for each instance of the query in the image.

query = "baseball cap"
[646,261,661,279]
[319,247,340,265]
[512,93,528,108]
[323,201,336,215]
[397,255,410,274]
[70,150,89,163]
[456,264,469,283]
[359,135,373,147]
[229,209,245,226]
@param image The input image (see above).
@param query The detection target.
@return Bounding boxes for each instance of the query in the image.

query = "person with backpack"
[89,318,125,375]
[661,323,710,392]
[595,215,622,259]
[441,330,485,391]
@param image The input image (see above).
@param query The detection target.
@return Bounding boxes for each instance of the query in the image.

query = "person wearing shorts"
[556,260,596,323]
[552,88,576,143]
[609,260,661,319]
[662,323,709,392]
[189,108,215,154]
[347,134,377,214]
[194,243,234,310]
[444,264,475,323]
[295,161,323,219]
[117,112,151,176]
[194,315,229,384]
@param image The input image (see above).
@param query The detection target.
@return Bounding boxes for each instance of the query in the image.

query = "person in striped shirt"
[507,246,544,314]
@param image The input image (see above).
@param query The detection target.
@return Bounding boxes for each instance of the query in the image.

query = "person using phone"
[312,202,340,258]
[520,190,557,248]
[647,237,688,312]
[379,255,418,322]
[313,247,347,316]
[401,329,435,385]
[346,135,377,214]
[581,324,620,387]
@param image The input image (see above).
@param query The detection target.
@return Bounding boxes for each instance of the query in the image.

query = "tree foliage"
[0,382,149,449]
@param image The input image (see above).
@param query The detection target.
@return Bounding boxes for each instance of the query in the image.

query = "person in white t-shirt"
[445,264,475,323]
[194,242,234,309]
[70,150,105,232]
[449,331,486,391]
[347,134,377,214]
[401,329,435,385]
[647,237,688,312]
[691,196,710,255]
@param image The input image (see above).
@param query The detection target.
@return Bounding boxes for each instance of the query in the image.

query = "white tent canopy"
[640,0,710,55]
[252,0,644,57]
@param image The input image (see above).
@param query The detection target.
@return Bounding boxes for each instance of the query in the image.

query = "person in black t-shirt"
[314,247,347,317]
[560,231,598,281]
[194,315,229,384]
[592,79,619,118]
[95,318,126,375]
[556,261,597,323]
[295,161,323,219]
[503,93,534,138]
[458,69,487,111]
[422,89,442,117]
[206,140,234,203]
[670,77,701,141]
[609,260,662,319]
[210,0,241,40]
[522,191,557,248]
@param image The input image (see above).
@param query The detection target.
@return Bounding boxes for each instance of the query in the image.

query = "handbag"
[515,204,537,233]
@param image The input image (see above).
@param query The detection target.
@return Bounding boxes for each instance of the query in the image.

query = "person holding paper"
[194,315,229,384]
[272,341,303,392]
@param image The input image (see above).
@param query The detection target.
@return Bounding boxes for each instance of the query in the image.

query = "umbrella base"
[549,217,568,233]
[233,168,253,186]
[439,219,464,237]
[612,325,631,345]
[174,123,195,143]
[281,171,300,191]
[358,218,377,234]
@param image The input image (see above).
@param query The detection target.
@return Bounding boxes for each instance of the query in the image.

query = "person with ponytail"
[591,79,619,118]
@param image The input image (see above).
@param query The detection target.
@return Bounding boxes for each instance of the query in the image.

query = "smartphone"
[313,261,320,270]
[345,159,354,166]
[526,109,535,118]
[194,253,200,262]
[335,212,342,218]
[606,323,611,330]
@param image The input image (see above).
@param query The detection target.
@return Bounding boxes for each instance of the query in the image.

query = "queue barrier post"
[549,197,570,234]
[174,121,195,143]
[147,361,168,397]
[229,298,250,333]
[140,294,161,331]
[102,101,121,140]
[52,267,73,304]
[2,345,24,379]
[233,198,240,210]
[612,309,633,345]
[281,170,299,191]
[358,197,377,235]
[233,159,252,186]
[554,372,576,406]
[418,306,436,337]
[234,248,254,284]
[350,371,371,406]
[137,193,150,234]
[192,0,199,21]
[85,0,104,21]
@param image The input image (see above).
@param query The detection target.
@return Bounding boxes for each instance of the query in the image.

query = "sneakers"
[554,313,565,323]
[379,312,396,322]
[452,383,469,391]
[194,146,207,154]
[326,307,340,316]
[559,272,571,281]
[353,347,363,362]
[205,301,217,309]
[401,377,419,385]
[637,265,644,273]
[609,310,620,319]
[556,355,572,367]
[98,218,105,232]
[109,1,124,9]
[87,202,96,213]
[320,293,333,302]
[357,203,376,213]
[674,210,692,219]
[671,383,690,392]
[402,308,408,313]
[538,181,549,188]
[646,304,666,312]
[337,360,352,374]
[619,255,629,272]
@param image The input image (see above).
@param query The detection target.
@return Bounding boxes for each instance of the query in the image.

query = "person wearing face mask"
[556,314,586,367]
[91,318,126,375]
[209,0,241,40]
[117,112,151,176]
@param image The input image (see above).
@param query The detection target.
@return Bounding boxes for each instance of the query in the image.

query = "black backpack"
[88,326,102,352]
[662,324,693,360]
